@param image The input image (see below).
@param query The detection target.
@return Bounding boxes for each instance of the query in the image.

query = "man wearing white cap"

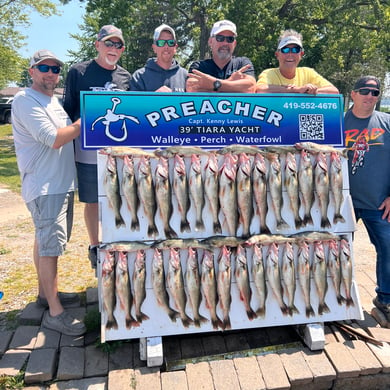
[186,20,256,93]
[63,25,131,271]
[131,24,187,92]
[12,50,86,336]
[256,29,338,94]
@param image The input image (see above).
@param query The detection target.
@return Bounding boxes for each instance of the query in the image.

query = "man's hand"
[228,64,251,81]
[379,196,390,222]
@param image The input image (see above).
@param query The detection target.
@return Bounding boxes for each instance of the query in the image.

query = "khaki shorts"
[26,192,74,257]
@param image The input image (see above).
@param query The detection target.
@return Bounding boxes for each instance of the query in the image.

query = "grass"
[0,124,20,193]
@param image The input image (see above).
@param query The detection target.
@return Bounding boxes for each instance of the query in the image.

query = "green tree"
[0,0,59,88]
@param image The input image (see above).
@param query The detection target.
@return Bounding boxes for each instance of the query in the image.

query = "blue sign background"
[80,92,344,149]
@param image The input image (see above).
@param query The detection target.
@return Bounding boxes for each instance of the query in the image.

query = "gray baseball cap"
[30,49,63,68]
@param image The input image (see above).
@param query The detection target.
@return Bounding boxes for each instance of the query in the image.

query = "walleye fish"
[116,251,138,328]
[219,152,238,235]
[281,242,299,316]
[330,152,345,224]
[122,155,139,231]
[252,153,270,233]
[152,238,211,251]
[156,146,209,158]
[101,241,151,252]
[202,235,245,248]
[237,153,253,237]
[201,250,223,329]
[132,250,149,323]
[246,233,292,246]
[137,156,158,236]
[298,149,314,226]
[267,153,289,230]
[295,142,348,157]
[204,152,222,234]
[100,146,156,158]
[297,241,315,317]
[284,152,303,229]
[185,247,208,327]
[172,154,191,233]
[217,246,232,329]
[266,243,288,315]
[314,152,331,229]
[155,157,177,238]
[327,239,346,305]
[189,154,205,231]
[339,238,354,307]
[151,248,179,322]
[218,144,263,155]
[167,248,193,327]
[235,245,257,320]
[104,154,125,228]
[251,243,267,317]
[101,250,118,330]
[312,241,330,315]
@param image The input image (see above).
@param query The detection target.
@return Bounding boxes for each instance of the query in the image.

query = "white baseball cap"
[153,24,176,41]
[210,20,237,37]
[277,35,303,50]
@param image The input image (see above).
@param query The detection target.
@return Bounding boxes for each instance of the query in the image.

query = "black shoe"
[373,297,390,322]
[36,292,80,309]
[88,245,98,269]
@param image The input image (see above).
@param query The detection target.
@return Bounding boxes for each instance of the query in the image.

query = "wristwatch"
[213,79,222,91]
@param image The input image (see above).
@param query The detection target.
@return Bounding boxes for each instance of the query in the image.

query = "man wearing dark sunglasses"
[186,20,256,93]
[131,24,187,92]
[256,29,338,94]
[344,75,390,325]
[12,50,86,336]
[63,25,131,271]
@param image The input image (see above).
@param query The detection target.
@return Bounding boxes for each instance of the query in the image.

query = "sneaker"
[42,310,86,336]
[36,292,80,309]
[373,297,390,321]
[88,245,98,269]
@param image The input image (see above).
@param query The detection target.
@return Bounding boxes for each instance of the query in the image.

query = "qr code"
[299,114,324,140]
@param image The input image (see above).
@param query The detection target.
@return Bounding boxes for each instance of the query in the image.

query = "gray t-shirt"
[344,109,390,209]
[12,88,75,203]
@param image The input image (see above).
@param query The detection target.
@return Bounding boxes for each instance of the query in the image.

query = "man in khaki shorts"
[12,50,86,336]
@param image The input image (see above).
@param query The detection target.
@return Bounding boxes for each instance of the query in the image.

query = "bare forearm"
[53,119,81,149]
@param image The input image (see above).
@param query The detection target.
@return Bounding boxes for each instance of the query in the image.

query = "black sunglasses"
[103,40,124,49]
[214,35,235,43]
[155,39,176,47]
[280,46,301,54]
[32,64,61,74]
[355,88,380,96]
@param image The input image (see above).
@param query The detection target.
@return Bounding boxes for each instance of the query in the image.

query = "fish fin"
[280,305,289,316]
[168,309,180,322]
[320,217,332,229]
[115,215,126,228]
[136,312,150,323]
[195,219,205,232]
[106,316,118,330]
[181,315,194,328]
[290,305,300,316]
[255,307,266,318]
[294,217,304,230]
[223,316,231,330]
[246,309,257,321]
[213,221,222,234]
[165,227,178,239]
[147,224,159,237]
[346,297,354,307]
[306,306,315,318]
[276,218,290,230]
[194,315,209,328]
[180,220,191,233]
[126,316,140,329]
[211,315,224,330]
[333,214,346,224]
[260,225,271,234]
[303,214,314,226]
[131,218,140,231]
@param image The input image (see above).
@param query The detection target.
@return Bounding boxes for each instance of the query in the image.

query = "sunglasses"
[214,35,235,43]
[280,46,301,54]
[355,88,380,96]
[32,64,61,74]
[103,40,124,49]
[155,39,176,47]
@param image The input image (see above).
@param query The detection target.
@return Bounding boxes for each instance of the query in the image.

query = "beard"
[215,46,232,61]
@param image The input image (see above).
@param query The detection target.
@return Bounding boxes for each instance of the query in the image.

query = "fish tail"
[195,219,205,232]
[211,315,223,330]
[260,225,271,234]
[280,304,289,316]
[306,305,315,318]
[147,223,159,237]
[180,219,191,233]
[136,312,150,323]
[256,306,266,318]
[115,215,126,228]
[181,315,194,328]
[194,315,208,328]
[318,301,331,315]
[168,309,180,322]
[106,316,118,330]
[126,316,140,329]
[295,217,304,230]
[276,218,290,230]
[213,221,222,234]
[333,214,346,224]
[290,305,300,315]
[346,297,355,307]
[321,217,332,229]
[246,308,258,321]
[131,218,140,231]
[165,226,178,239]
[336,294,347,305]
[304,213,314,226]
[223,316,232,330]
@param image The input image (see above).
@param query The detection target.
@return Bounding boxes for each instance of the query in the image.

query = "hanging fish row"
[100,142,347,238]
[100,231,354,331]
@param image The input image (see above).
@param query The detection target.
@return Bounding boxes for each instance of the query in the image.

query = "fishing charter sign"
[80,92,344,149]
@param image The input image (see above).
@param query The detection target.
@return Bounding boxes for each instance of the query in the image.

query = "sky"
[17,1,86,63]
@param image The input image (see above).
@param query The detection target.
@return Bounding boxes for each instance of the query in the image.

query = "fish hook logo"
[91,97,140,142]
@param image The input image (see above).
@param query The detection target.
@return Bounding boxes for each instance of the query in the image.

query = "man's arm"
[52,119,81,149]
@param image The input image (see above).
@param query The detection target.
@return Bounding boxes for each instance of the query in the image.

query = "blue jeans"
[355,208,390,304]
